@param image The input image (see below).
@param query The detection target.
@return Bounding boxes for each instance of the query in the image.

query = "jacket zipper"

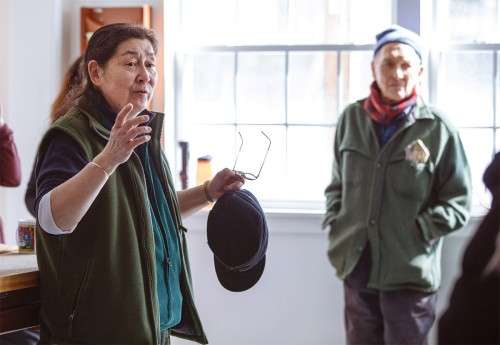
[68,261,91,338]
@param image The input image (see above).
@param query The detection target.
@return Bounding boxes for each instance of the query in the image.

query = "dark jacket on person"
[438,153,500,345]
[25,163,36,217]
[34,91,208,345]
[324,100,471,292]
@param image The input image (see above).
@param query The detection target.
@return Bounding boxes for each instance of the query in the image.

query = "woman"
[33,23,243,345]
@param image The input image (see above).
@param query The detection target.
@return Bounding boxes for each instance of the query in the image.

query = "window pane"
[496,52,500,121]
[236,53,286,124]
[236,0,288,44]
[181,0,391,45]
[236,125,287,201]
[496,129,500,152]
[181,0,237,45]
[460,128,494,211]
[181,53,235,125]
[347,0,392,43]
[288,0,328,44]
[288,0,391,44]
[188,125,236,187]
[436,52,494,127]
[340,51,373,110]
[288,52,337,125]
[232,127,272,178]
[286,126,334,201]
[444,0,499,43]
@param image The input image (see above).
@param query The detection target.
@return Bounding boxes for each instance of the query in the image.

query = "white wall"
[0,0,9,224]
[0,0,62,244]
[173,212,479,345]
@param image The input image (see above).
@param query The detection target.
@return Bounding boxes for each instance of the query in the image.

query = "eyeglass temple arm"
[232,132,244,171]
[254,131,271,178]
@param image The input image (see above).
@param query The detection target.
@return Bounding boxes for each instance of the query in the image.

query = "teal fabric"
[142,144,183,330]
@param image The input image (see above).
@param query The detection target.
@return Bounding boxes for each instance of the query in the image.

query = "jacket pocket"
[412,220,438,255]
[387,156,433,202]
[67,260,93,339]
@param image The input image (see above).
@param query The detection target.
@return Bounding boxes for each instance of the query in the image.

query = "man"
[324,25,471,345]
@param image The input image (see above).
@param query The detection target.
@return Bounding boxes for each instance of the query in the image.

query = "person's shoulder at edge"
[46,105,102,147]
[349,98,366,112]
[337,99,367,122]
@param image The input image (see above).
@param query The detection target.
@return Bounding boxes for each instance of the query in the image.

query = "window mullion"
[336,50,342,118]
[494,50,498,155]
[234,51,239,149]
[285,50,289,168]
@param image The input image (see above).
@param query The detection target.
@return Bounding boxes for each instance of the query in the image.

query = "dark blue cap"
[373,25,423,61]
[207,189,268,292]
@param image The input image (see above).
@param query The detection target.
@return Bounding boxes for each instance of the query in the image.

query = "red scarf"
[363,82,417,125]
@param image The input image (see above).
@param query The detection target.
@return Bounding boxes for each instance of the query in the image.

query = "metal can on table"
[17,219,36,252]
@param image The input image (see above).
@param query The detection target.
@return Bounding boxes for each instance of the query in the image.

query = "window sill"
[182,206,483,237]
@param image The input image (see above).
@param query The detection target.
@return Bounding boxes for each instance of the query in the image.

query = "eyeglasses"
[232,131,271,180]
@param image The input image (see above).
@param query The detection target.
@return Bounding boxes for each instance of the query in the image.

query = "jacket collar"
[76,87,155,140]
[409,98,435,121]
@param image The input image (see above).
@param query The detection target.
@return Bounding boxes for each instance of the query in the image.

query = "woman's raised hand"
[94,103,151,174]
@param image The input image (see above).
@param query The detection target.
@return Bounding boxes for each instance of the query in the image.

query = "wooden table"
[0,252,40,334]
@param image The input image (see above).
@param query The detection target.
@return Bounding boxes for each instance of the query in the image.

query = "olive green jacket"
[35,99,208,344]
[324,100,472,292]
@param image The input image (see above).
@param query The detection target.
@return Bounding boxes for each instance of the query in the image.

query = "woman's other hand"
[94,103,151,174]
[207,168,245,201]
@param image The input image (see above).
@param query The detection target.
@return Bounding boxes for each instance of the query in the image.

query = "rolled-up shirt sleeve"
[35,131,88,234]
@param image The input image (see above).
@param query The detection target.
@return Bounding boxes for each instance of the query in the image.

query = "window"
[168,0,497,213]
[172,0,392,209]
[432,0,500,212]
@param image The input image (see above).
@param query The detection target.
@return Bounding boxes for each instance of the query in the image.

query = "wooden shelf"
[80,5,152,52]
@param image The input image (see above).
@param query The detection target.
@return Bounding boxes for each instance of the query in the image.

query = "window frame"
[427,42,500,215]
[171,44,377,210]
[168,0,500,213]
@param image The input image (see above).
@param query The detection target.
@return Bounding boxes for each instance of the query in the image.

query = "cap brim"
[214,256,266,292]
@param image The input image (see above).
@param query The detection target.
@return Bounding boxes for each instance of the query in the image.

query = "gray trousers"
[344,246,437,345]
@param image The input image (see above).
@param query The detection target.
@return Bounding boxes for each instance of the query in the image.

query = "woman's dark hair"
[84,23,158,90]
[50,55,86,123]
